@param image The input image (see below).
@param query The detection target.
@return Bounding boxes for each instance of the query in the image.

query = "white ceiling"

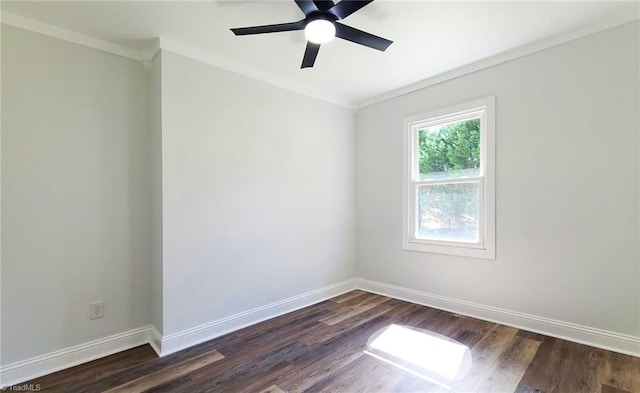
[1,1,638,107]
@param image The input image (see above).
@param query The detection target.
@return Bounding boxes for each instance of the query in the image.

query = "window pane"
[418,118,480,180]
[416,182,479,243]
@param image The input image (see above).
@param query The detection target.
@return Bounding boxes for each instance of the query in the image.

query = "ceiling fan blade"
[313,0,335,12]
[231,20,305,36]
[329,1,373,19]
[334,22,392,51]
[301,42,321,68]
[295,0,318,15]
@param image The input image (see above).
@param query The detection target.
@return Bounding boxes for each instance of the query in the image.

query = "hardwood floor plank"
[428,312,491,346]
[447,312,494,348]
[418,310,466,334]
[475,336,541,393]
[452,329,484,348]
[102,350,224,393]
[257,385,286,393]
[183,342,307,392]
[602,350,640,392]
[517,336,567,393]
[602,384,634,393]
[517,329,548,342]
[216,309,326,359]
[330,289,367,303]
[276,316,394,393]
[381,300,425,319]
[233,306,333,341]
[555,344,606,393]
[519,338,631,393]
[319,293,391,326]
[301,300,396,346]
[453,324,519,391]
[27,345,157,392]
[304,353,405,393]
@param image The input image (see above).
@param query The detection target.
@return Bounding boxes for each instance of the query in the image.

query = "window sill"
[402,240,495,259]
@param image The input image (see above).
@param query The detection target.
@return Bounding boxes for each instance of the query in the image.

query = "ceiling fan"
[230,0,393,69]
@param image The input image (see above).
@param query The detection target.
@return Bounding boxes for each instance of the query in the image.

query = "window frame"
[402,96,496,259]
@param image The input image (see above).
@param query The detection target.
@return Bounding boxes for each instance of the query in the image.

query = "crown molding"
[156,37,352,108]
[3,8,636,111]
[0,11,352,108]
[141,38,160,70]
[0,11,142,61]
[356,14,640,109]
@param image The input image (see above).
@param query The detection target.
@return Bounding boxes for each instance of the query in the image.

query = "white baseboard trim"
[356,278,640,357]
[148,325,163,357]
[4,277,636,387]
[0,326,151,388]
[157,278,358,356]
[0,279,357,387]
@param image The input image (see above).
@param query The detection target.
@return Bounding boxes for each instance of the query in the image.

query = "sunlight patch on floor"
[365,324,472,389]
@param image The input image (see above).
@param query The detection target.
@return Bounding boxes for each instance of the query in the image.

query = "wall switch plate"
[90,301,104,320]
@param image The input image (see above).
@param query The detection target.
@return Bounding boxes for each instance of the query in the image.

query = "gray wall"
[355,21,640,336]
[159,50,356,335]
[1,25,151,364]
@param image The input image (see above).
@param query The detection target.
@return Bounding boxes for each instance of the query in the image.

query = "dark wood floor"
[23,290,640,392]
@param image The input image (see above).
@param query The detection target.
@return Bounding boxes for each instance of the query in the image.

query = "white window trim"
[402,96,496,259]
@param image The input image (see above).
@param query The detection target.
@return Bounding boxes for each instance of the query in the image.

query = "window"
[402,97,495,259]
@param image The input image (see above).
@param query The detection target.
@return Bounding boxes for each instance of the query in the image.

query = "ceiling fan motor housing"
[230,0,392,68]
[304,14,337,44]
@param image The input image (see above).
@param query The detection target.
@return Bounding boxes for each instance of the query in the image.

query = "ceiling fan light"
[305,19,336,44]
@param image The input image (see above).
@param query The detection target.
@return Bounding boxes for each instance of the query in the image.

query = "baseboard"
[4,276,635,387]
[157,278,358,356]
[0,279,357,386]
[0,326,151,388]
[148,325,163,357]
[0,280,357,385]
[356,278,640,357]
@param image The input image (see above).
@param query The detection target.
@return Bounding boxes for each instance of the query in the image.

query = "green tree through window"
[418,119,480,178]
[417,119,480,241]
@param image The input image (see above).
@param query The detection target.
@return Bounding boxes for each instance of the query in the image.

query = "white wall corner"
[354,278,640,357]
[148,325,163,357]
[141,38,161,71]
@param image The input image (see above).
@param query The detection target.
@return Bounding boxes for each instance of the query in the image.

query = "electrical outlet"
[90,301,104,320]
